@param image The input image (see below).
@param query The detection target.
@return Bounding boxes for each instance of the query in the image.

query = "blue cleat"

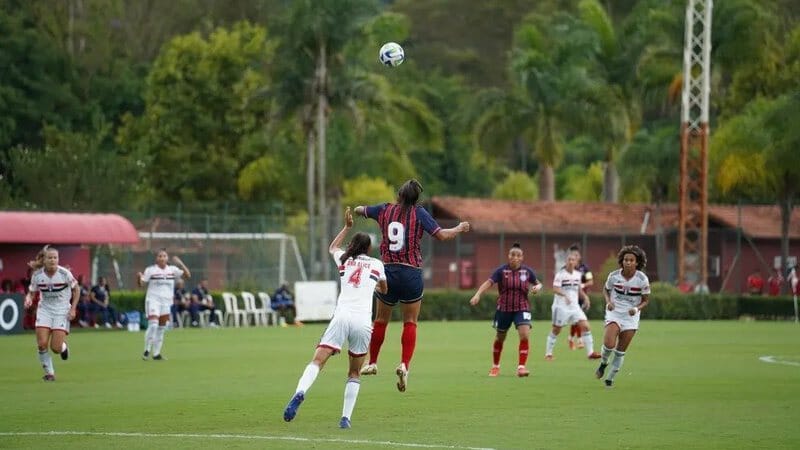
[283,392,305,422]
[339,417,351,429]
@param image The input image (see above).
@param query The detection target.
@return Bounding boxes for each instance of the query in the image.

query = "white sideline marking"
[759,355,800,367]
[0,431,496,450]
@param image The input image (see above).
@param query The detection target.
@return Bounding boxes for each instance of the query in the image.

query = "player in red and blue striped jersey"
[354,179,470,392]
[469,243,543,377]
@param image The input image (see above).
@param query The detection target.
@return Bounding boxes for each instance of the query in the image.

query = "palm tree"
[471,11,600,201]
[712,93,800,276]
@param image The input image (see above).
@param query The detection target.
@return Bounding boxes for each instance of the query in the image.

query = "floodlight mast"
[678,0,712,291]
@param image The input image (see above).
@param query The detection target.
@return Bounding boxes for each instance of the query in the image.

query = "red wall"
[0,244,90,289]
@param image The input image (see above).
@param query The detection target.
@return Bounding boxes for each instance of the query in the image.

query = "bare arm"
[173,256,191,279]
[433,221,470,241]
[632,294,649,315]
[353,206,366,217]
[68,285,79,319]
[329,207,353,254]
[604,288,614,310]
[136,272,144,288]
[469,279,495,306]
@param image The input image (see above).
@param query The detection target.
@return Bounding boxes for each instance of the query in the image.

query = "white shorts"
[36,304,71,334]
[146,298,171,317]
[604,308,640,332]
[551,303,587,328]
[318,312,372,357]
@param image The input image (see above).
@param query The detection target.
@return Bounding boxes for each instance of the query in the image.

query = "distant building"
[427,197,800,294]
[0,212,139,289]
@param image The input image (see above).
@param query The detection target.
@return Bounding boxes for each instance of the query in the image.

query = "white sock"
[38,349,54,375]
[295,362,321,394]
[342,377,360,419]
[144,320,158,352]
[62,342,67,353]
[545,332,557,356]
[153,326,167,356]
[582,332,594,355]
[601,345,613,364]
[608,350,626,381]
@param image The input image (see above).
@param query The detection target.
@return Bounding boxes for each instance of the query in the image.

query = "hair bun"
[512,242,521,248]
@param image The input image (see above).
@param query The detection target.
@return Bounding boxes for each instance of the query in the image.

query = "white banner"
[294,281,338,321]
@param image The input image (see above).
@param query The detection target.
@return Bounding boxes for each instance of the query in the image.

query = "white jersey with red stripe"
[552,268,582,308]
[141,264,184,303]
[29,266,77,313]
[605,269,651,310]
[333,250,385,315]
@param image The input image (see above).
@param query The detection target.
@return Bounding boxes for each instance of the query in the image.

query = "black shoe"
[604,379,613,388]
[60,344,69,361]
[42,374,56,382]
[142,350,150,360]
[595,363,607,379]
[153,354,166,361]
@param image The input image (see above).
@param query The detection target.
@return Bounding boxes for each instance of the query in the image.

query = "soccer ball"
[379,42,405,67]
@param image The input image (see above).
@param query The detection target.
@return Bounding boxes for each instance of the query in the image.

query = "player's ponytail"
[341,233,372,264]
[27,245,51,270]
[397,179,423,209]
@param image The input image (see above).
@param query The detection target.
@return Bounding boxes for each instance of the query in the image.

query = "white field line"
[758,355,800,367]
[0,431,496,450]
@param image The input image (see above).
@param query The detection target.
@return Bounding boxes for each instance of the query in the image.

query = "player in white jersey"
[137,248,191,360]
[283,207,387,429]
[544,252,601,360]
[24,246,79,381]
[596,245,651,387]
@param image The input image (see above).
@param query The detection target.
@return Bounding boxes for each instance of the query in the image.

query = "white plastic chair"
[257,292,279,326]
[222,292,248,328]
[241,291,267,326]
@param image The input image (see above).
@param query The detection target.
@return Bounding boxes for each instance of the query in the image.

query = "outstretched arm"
[434,221,470,241]
[329,207,353,254]
[469,279,494,306]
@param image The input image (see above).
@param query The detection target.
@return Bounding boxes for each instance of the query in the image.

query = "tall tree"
[711,93,800,275]
[116,22,276,206]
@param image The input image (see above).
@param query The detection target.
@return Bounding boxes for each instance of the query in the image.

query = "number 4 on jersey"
[348,267,363,287]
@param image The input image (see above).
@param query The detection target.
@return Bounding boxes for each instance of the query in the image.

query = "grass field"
[1,321,799,449]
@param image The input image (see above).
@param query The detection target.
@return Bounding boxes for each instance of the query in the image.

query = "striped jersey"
[141,264,184,302]
[604,269,651,310]
[334,250,386,315]
[29,266,77,306]
[552,268,582,307]
[489,264,539,312]
[363,203,442,267]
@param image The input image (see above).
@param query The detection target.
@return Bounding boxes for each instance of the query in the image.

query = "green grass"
[1,321,798,449]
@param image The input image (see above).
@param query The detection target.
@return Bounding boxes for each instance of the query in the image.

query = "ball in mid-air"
[379,42,405,67]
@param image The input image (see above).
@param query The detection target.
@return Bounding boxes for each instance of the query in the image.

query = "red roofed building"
[427,197,800,293]
[0,212,139,290]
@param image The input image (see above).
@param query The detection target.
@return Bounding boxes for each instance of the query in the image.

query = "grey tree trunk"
[316,42,329,279]
[602,159,619,203]
[306,128,316,278]
[538,164,555,201]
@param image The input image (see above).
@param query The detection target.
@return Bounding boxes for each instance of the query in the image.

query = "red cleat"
[488,367,500,377]
[516,366,530,377]
[587,352,602,359]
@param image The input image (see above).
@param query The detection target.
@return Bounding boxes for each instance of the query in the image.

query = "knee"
[50,342,61,353]
[37,343,48,352]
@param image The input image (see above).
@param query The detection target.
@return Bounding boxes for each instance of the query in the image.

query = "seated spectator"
[1,278,15,294]
[190,279,220,328]
[75,274,93,327]
[90,277,123,328]
[767,269,784,297]
[21,270,36,329]
[272,281,301,326]
[171,279,190,327]
[746,270,764,295]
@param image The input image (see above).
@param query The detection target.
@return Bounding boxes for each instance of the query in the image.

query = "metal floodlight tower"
[678,0,713,290]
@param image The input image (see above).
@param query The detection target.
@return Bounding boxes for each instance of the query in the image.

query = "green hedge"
[108,289,798,321]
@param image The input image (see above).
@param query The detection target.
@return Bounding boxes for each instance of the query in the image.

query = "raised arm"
[433,221,470,241]
[172,256,191,279]
[329,207,353,254]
